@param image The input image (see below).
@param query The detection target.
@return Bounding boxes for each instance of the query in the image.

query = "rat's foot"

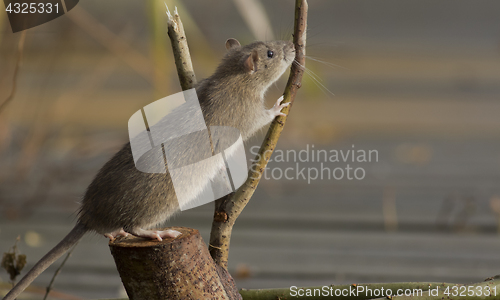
[129,228,182,241]
[271,95,290,117]
[104,228,129,241]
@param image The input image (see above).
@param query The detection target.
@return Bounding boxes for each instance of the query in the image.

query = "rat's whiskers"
[305,55,348,70]
[293,60,335,96]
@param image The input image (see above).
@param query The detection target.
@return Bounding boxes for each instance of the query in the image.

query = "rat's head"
[218,39,295,91]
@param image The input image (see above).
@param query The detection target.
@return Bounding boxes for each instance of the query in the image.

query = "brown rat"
[3,38,295,300]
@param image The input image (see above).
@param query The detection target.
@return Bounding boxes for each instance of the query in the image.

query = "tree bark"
[109,227,241,300]
[166,5,197,90]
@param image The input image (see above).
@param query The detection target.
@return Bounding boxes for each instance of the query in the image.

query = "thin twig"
[165,4,196,90]
[42,244,78,300]
[209,0,308,269]
[239,278,500,300]
[0,30,26,115]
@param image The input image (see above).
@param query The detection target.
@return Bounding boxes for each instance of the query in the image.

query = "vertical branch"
[165,4,197,90]
[209,0,308,269]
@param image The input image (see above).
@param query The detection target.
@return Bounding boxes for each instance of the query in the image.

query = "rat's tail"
[3,222,87,300]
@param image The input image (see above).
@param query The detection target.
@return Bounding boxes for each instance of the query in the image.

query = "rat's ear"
[243,50,259,74]
[225,38,241,51]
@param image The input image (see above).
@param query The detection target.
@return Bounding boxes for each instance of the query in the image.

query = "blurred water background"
[1,0,500,299]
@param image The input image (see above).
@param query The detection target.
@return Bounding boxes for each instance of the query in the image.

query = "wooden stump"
[109,227,241,300]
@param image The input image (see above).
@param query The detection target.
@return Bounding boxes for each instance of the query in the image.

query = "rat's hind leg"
[128,228,181,241]
[104,228,129,241]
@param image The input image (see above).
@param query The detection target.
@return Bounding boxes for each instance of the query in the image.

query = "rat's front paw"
[271,95,290,117]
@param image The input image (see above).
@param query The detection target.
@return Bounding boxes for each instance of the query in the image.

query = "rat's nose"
[283,42,295,61]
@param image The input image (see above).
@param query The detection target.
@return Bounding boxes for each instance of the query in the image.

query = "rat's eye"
[267,50,274,58]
